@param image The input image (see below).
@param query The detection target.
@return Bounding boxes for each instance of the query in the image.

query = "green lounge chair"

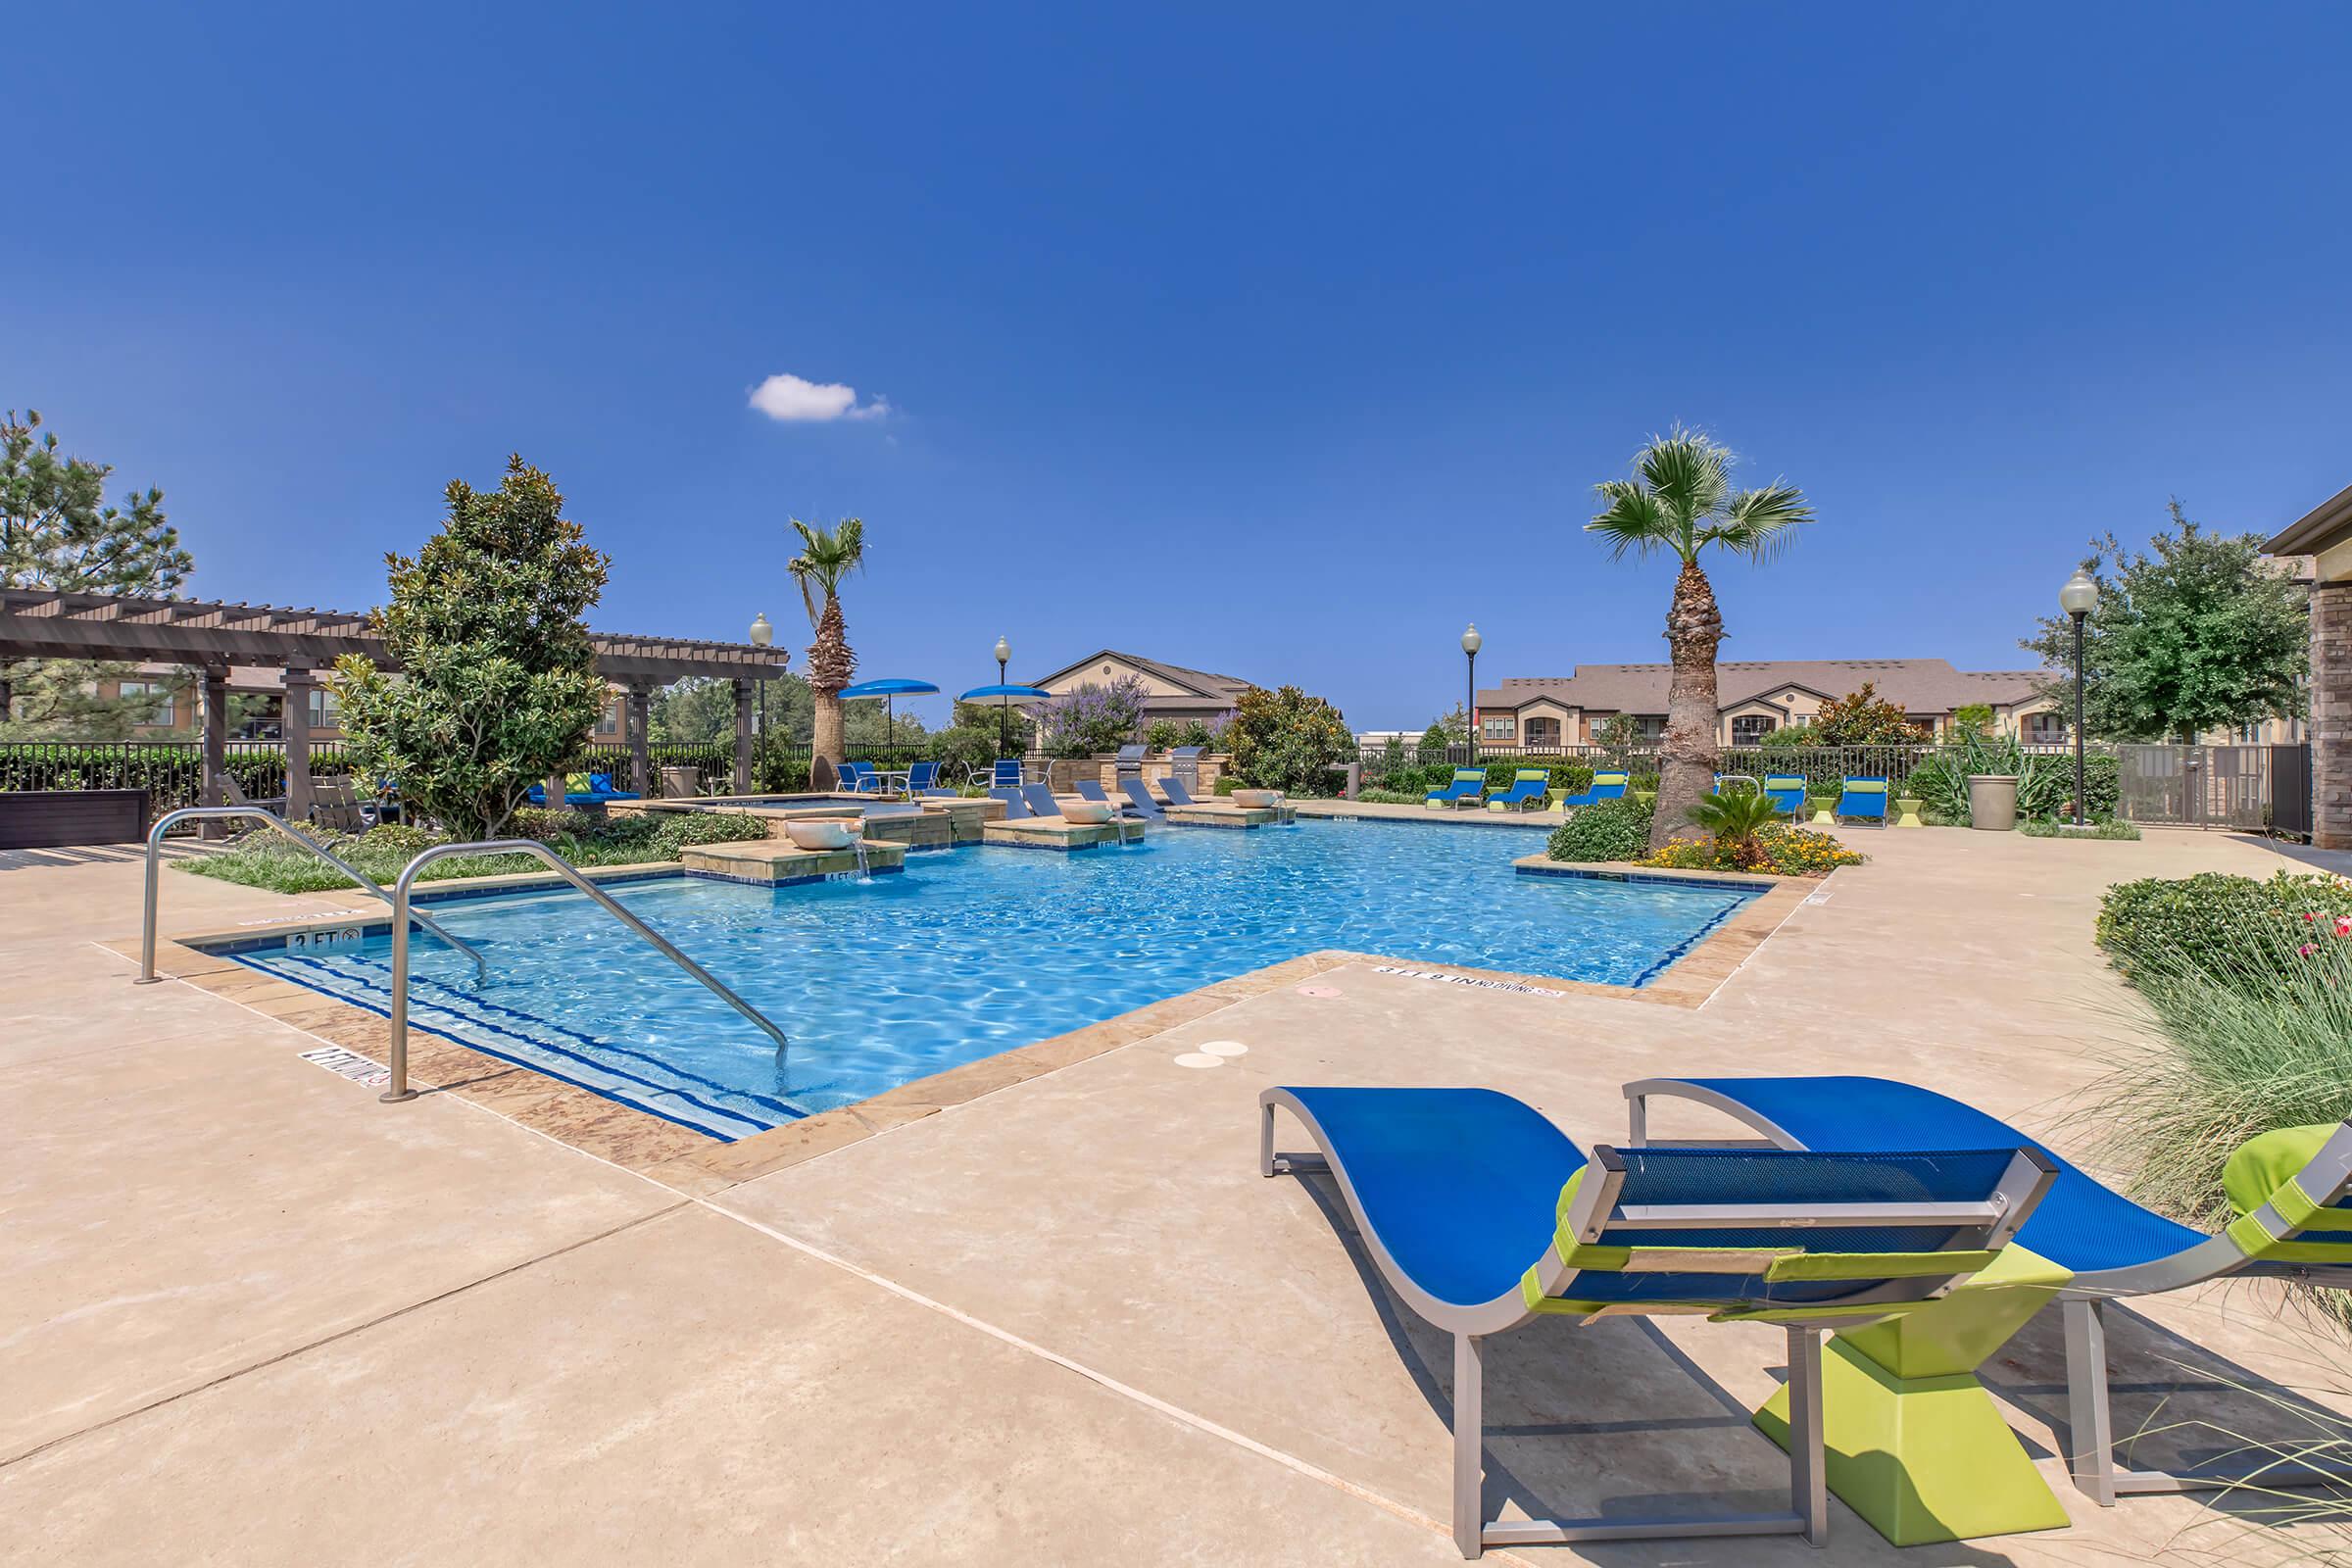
[1260,1085,2054,1556]
[1426,768,1486,809]
[1626,1075,2352,1513]
[1485,768,1551,811]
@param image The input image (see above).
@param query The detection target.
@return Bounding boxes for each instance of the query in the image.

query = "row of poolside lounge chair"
[1264,1071,2352,1556]
[1424,767,1895,825]
[987,772,1200,821]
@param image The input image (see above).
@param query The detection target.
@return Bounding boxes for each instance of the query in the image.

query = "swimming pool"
[233,819,1758,1139]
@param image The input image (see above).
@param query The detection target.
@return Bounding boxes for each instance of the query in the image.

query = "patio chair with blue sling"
[987,786,1029,819]
[903,760,956,798]
[1557,770,1630,810]
[1623,1075,2352,1523]
[1425,768,1486,809]
[835,760,885,795]
[1019,783,1065,820]
[1155,771,1200,807]
[1834,776,1888,825]
[1259,1085,2055,1557]
[1485,768,1551,812]
[1762,774,1809,819]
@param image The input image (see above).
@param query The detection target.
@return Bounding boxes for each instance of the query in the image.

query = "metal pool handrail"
[138,806,487,987]
[377,839,788,1102]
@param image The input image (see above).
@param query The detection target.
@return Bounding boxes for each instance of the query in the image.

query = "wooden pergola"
[0,589,791,817]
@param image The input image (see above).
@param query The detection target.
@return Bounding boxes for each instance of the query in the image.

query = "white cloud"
[748,371,890,423]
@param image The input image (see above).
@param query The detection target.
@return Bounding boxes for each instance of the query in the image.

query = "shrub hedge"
[1545,796,1654,862]
[2095,870,2352,984]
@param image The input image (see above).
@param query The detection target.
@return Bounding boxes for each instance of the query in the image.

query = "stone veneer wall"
[2316,582,2351,851]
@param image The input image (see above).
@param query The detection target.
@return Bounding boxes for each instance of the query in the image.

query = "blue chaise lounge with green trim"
[1833,776,1887,825]
[1426,768,1486,809]
[1259,1085,2053,1557]
[1623,1074,2352,1506]
[1557,770,1629,810]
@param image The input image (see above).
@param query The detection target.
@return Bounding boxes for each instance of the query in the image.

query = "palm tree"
[787,516,865,781]
[1587,429,1810,850]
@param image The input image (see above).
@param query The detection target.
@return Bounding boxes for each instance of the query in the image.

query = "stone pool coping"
[123,837,1815,1198]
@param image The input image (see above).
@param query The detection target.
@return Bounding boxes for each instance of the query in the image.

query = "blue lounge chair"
[1485,767,1550,812]
[1762,774,1808,818]
[1556,770,1629,809]
[1624,1075,2352,1508]
[525,771,642,808]
[1425,767,1486,809]
[1019,783,1064,819]
[1156,773,1198,807]
[1260,1086,2052,1555]
[987,786,1029,819]
[1834,776,1887,825]
[1074,779,1110,803]
[1117,778,1165,819]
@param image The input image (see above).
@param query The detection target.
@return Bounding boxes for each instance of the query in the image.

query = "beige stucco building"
[1026,650,1252,733]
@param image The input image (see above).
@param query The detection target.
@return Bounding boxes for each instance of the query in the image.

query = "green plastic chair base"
[1756,1336,2069,1544]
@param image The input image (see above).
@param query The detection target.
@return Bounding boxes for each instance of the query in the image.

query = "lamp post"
[2058,569,2098,826]
[1461,623,1483,765]
[748,612,773,787]
[994,634,1012,756]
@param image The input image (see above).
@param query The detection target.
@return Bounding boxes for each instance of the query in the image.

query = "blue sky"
[11,4,2350,729]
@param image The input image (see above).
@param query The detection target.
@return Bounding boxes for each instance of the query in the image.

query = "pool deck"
[6,827,2352,1564]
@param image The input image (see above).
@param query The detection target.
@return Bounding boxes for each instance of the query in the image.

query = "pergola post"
[733,678,755,794]
[281,663,316,824]
[2315,581,2350,850]
[199,662,229,838]
[626,682,654,797]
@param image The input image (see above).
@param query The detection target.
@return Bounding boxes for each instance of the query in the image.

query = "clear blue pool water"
[234,820,1757,1139]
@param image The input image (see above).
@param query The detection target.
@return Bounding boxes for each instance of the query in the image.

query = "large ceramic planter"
[784,820,858,850]
[1229,789,1282,809]
[1061,801,1115,825]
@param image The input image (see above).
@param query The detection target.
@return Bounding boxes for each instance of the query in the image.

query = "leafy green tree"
[1592,712,1646,749]
[1417,719,1450,764]
[1,409,193,734]
[330,457,610,839]
[1951,703,1995,735]
[1229,684,1353,795]
[787,516,865,772]
[646,677,739,746]
[1811,682,1925,745]
[2021,503,2308,741]
[1587,428,1811,848]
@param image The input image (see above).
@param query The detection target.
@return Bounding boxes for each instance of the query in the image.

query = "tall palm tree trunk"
[1653,560,1724,849]
[807,592,854,786]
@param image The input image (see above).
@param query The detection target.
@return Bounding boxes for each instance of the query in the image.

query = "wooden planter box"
[0,789,151,850]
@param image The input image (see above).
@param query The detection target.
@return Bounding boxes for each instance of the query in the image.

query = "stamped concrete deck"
[4,827,2350,1564]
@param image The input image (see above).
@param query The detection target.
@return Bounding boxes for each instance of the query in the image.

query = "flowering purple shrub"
[1035,675,1149,758]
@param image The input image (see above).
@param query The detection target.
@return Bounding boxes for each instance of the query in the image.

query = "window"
[1522,716,1562,750]
[1481,715,1514,740]
[2022,711,2066,743]
[597,701,621,736]
[307,687,340,728]
[1729,714,1776,745]
[119,680,174,727]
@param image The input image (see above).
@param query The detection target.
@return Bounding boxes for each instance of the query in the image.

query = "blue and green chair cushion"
[1426,767,1487,808]
[1559,771,1631,809]
[1762,775,1809,816]
[1835,777,1888,822]
[1487,768,1552,810]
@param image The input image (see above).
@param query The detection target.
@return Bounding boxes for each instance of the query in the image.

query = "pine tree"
[1,409,193,732]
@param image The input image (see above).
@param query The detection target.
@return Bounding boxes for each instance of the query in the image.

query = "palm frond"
[1637,427,1731,524]
[1585,481,1675,560]
[1702,482,1813,562]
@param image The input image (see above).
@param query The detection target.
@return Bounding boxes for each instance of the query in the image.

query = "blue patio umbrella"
[958,682,1052,755]
[839,677,940,750]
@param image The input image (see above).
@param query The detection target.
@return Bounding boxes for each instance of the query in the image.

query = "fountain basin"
[783,820,859,851]
[1228,789,1282,809]
[1060,802,1115,825]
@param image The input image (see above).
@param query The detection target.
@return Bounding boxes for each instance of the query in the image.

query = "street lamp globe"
[748,612,773,648]
[2058,569,2098,618]
[1460,623,1483,657]
[994,634,1010,666]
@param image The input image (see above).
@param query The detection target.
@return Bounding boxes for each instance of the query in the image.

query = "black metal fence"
[1355,741,2086,794]
[0,740,357,815]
